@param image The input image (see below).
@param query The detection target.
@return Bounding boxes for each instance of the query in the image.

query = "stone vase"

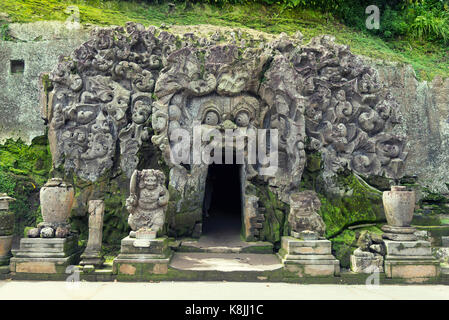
[40,178,75,225]
[382,186,415,227]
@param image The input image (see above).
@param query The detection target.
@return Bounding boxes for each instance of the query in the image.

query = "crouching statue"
[126,169,169,238]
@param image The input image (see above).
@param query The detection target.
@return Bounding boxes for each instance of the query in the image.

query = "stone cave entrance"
[202,162,243,242]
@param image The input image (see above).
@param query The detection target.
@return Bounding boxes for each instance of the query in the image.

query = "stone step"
[177,239,274,254]
[170,252,283,272]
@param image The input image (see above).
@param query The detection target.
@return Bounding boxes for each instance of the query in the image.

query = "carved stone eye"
[235,111,249,127]
[203,110,219,126]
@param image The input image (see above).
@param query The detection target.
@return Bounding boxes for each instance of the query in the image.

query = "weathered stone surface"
[383,186,415,227]
[0,22,92,144]
[126,169,169,235]
[384,260,440,280]
[442,236,449,247]
[280,236,339,276]
[80,200,105,266]
[383,239,439,280]
[40,227,55,238]
[10,235,80,274]
[42,24,407,240]
[40,178,75,227]
[384,240,432,257]
[55,226,70,238]
[373,62,449,193]
[0,235,13,266]
[113,236,172,275]
[27,228,40,238]
[350,248,384,273]
[288,191,326,236]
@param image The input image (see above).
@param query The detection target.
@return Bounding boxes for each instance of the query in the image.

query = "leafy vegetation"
[0,136,52,235]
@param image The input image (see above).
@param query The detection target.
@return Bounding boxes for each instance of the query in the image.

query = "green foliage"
[0,136,52,236]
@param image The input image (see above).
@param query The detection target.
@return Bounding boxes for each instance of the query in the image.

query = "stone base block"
[0,235,13,266]
[80,250,104,267]
[280,237,340,276]
[281,236,332,255]
[384,259,440,280]
[384,240,432,257]
[383,240,440,280]
[10,254,80,274]
[10,235,80,274]
[113,237,172,277]
[350,254,384,273]
[283,259,340,277]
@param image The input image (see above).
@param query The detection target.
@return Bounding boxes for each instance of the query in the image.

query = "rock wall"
[0,22,448,194]
[0,21,92,144]
[372,61,449,193]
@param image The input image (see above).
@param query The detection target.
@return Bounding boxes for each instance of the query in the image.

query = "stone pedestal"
[10,235,80,274]
[279,236,340,277]
[350,248,384,273]
[382,225,417,241]
[113,236,172,277]
[383,240,440,280]
[0,236,13,266]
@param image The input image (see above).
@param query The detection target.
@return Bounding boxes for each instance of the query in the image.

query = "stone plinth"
[0,236,13,266]
[350,249,384,273]
[383,240,440,280]
[10,235,80,274]
[113,237,172,277]
[279,237,340,277]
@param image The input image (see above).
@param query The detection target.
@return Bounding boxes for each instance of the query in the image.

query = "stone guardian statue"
[126,169,169,238]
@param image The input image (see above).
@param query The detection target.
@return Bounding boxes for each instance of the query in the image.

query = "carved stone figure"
[288,191,326,237]
[126,169,169,238]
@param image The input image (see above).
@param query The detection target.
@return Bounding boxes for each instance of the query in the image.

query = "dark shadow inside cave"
[202,162,242,240]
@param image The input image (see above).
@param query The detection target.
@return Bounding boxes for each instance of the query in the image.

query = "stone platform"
[384,240,440,281]
[178,238,274,254]
[170,252,283,272]
[113,236,172,278]
[279,236,340,277]
[10,235,80,274]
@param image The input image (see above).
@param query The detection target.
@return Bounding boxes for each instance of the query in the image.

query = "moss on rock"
[0,136,51,237]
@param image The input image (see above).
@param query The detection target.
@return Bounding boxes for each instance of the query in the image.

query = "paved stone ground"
[170,253,283,271]
[1,281,448,299]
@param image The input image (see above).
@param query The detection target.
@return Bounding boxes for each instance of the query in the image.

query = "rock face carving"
[45,23,408,238]
[297,36,407,179]
[126,169,169,237]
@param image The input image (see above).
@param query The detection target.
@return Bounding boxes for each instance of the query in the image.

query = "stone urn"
[0,194,15,266]
[40,178,75,225]
[382,186,415,227]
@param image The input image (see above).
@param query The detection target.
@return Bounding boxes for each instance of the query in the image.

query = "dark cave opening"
[202,162,242,237]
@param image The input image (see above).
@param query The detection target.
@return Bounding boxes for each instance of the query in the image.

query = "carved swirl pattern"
[47,24,406,186]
